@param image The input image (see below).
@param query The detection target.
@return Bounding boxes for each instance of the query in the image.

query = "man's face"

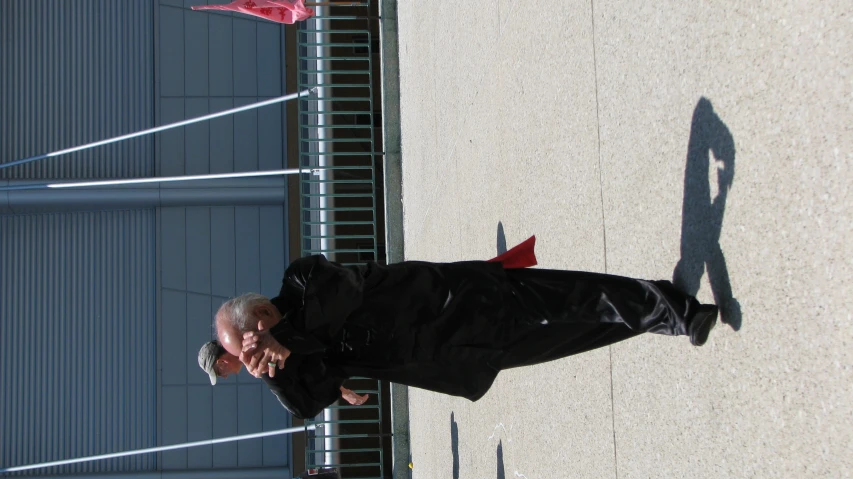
[217,318,244,357]
[214,352,243,379]
[215,300,280,357]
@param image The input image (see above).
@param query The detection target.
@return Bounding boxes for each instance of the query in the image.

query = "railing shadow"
[451,412,460,479]
[497,221,508,255]
[496,440,506,479]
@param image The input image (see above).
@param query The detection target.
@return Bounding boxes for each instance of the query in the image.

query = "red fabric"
[487,235,537,269]
[191,0,314,24]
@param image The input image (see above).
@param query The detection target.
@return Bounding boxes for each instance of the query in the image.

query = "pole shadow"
[497,221,508,255]
[496,440,506,479]
[673,97,742,330]
[451,412,460,479]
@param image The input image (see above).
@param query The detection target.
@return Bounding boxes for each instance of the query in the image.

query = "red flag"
[192,0,315,24]
[488,235,537,269]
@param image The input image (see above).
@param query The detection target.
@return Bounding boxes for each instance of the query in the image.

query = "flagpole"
[0,168,317,192]
[0,425,315,474]
[0,88,316,171]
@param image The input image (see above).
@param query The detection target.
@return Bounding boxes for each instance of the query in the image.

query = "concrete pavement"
[390,0,852,477]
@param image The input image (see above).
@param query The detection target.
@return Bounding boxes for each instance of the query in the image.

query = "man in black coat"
[205,252,717,419]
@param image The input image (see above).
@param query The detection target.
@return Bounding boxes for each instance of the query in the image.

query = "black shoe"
[689,304,719,346]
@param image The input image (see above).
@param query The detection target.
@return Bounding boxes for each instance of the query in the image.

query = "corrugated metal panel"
[0,1,154,179]
[0,210,157,476]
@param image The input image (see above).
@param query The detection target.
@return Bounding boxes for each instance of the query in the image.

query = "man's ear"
[257,319,267,331]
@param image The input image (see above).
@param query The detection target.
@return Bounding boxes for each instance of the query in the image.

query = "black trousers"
[496,268,702,369]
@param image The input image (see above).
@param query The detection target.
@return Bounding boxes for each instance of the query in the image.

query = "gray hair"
[218,292,269,331]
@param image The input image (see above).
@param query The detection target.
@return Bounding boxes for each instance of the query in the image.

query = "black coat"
[262,255,511,418]
[262,255,699,418]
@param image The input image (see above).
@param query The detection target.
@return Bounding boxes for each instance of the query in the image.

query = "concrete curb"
[377,0,411,478]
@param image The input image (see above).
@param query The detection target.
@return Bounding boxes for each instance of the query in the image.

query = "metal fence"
[296,2,386,478]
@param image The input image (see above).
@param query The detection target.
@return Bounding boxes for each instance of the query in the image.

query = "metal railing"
[302,379,386,479]
[296,2,386,478]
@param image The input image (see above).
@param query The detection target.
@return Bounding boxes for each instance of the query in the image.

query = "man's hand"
[340,386,369,406]
[240,331,291,379]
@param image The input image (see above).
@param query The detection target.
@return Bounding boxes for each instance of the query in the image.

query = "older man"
[213,238,717,417]
[197,237,542,418]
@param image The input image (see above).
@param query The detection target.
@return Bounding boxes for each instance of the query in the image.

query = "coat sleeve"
[275,255,365,354]
[261,354,345,420]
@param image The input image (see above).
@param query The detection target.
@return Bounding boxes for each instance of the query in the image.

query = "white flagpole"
[0,88,316,171]
[0,425,315,474]
[0,168,318,192]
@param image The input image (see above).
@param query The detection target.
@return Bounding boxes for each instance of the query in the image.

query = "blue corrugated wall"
[0,210,158,475]
[1,1,159,476]
[0,1,155,179]
[1,0,292,477]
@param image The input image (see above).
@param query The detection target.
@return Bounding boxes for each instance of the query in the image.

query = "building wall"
[154,1,292,471]
[158,205,291,471]
[156,0,286,177]
[0,1,155,180]
[0,2,159,476]
[0,211,158,476]
[1,1,294,476]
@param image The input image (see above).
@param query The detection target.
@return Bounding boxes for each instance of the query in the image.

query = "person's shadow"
[673,98,742,330]
[451,413,460,479]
